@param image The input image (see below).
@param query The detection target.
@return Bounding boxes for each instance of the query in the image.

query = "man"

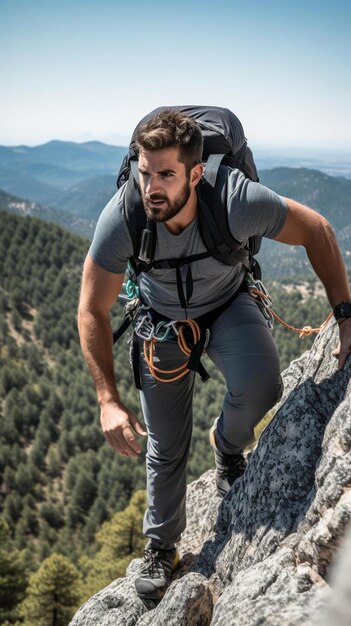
[78,110,351,601]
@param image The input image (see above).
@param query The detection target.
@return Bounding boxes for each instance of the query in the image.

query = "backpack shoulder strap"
[203,153,225,187]
[123,175,145,257]
[123,174,156,272]
[197,166,252,270]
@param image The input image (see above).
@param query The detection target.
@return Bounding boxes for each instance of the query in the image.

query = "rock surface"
[70,319,351,625]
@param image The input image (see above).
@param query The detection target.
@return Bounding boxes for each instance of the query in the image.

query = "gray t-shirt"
[89,169,288,319]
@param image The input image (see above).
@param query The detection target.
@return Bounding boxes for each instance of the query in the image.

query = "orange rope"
[247,287,333,338]
[178,319,201,355]
[143,319,201,383]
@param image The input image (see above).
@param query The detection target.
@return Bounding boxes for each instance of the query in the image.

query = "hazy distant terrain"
[0,189,96,239]
[1,140,350,213]
[255,148,351,179]
[0,140,122,213]
[1,140,350,279]
[258,167,351,278]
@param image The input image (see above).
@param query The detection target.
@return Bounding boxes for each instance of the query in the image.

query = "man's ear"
[190,163,204,187]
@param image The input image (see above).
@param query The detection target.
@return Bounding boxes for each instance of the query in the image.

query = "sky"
[1,0,350,151]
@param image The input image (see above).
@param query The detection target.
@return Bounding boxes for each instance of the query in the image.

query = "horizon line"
[0,138,350,156]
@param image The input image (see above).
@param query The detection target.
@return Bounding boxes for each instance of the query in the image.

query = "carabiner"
[134,314,155,341]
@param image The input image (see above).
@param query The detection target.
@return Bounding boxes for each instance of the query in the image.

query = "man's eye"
[161,172,172,178]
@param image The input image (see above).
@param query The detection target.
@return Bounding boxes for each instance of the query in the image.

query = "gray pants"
[138,292,282,548]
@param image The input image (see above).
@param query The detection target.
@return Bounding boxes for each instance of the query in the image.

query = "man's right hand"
[100,401,147,457]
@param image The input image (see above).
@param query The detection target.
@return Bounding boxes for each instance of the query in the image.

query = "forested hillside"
[0,210,332,623]
[0,211,147,557]
[0,188,95,239]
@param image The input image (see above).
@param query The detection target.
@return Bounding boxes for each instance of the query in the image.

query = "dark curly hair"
[134,109,203,173]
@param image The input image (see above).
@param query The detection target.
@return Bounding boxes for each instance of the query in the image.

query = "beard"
[142,179,191,222]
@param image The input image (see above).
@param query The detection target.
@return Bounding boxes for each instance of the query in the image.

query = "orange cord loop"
[247,287,333,337]
[143,319,201,383]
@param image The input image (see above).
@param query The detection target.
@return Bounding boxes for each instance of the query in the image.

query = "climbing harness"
[113,278,246,389]
[114,264,332,388]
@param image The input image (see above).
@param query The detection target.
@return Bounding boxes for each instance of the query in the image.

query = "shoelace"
[216,452,246,478]
[141,549,166,577]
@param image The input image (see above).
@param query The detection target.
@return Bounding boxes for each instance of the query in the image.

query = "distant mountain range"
[1,140,350,217]
[258,168,351,278]
[0,139,125,173]
[0,140,123,214]
[0,139,350,279]
[255,149,351,179]
[260,167,351,230]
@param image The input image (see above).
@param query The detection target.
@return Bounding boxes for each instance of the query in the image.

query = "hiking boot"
[209,418,247,497]
[134,545,180,601]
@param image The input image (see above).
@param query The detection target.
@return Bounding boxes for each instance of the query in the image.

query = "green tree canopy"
[0,516,27,624]
[20,553,82,626]
[81,490,147,601]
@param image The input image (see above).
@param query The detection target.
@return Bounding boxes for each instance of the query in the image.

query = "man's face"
[138,147,191,222]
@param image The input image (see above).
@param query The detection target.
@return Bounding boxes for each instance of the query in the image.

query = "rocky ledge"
[70,319,351,625]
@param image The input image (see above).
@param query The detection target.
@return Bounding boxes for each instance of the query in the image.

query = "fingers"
[104,425,141,457]
[101,405,147,457]
[332,342,340,359]
[105,431,130,456]
[129,412,147,437]
[338,350,350,370]
[121,423,143,456]
[335,321,351,369]
[332,340,351,369]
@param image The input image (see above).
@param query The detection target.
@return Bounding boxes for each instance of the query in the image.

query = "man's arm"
[78,256,146,456]
[274,197,351,369]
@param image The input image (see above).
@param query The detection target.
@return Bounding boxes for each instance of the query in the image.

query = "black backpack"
[117,105,262,292]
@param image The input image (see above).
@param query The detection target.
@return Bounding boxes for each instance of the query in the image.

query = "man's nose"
[145,176,160,195]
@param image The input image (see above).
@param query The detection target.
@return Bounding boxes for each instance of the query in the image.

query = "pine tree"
[0,517,27,624]
[20,553,82,626]
[81,490,146,601]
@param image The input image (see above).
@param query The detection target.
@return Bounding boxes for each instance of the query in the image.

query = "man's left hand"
[332,318,351,370]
